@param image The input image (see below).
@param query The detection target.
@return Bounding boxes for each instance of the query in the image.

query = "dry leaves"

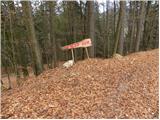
[1,49,159,119]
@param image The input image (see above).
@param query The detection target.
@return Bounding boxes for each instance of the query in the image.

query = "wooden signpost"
[61,38,92,61]
[71,49,74,61]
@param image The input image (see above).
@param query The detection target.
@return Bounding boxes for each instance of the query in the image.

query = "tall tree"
[118,1,126,55]
[80,1,86,60]
[70,2,78,61]
[8,1,22,85]
[135,1,146,52]
[103,1,109,58]
[21,1,43,75]
[48,1,58,68]
[129,1,136,52]
[142,1,151,50]
[88,1,95,57]
[106,1,110,57]
[113,0,116,36]
[113,1,126,55]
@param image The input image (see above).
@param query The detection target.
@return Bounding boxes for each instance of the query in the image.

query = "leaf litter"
[1,49,159,119]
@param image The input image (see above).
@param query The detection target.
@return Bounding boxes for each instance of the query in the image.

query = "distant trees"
[1,1,159,86]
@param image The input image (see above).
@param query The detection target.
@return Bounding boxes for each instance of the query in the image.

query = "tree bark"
[135,1,146,52]
[88,1,95,57]
[129,1,136,52]
[142,1,151,50]
[5,64,11,89]
[103,1,109,58]
[113,1,116,35]
[8,1,21,85]
[48,1,58,68]
[21,1,43,75]
[113,1,125,55]
[118,1,126,55]
[72,2,77,61]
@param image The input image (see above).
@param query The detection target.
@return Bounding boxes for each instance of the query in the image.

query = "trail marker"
[61,38,92,60]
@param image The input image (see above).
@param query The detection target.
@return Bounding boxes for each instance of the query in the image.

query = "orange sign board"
[62,38,92,50]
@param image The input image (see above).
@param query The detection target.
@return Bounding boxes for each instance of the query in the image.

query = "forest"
[1,0,159,119]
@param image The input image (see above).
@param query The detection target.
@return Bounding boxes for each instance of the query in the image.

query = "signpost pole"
[85,47,89,59]
[71,49,74,62]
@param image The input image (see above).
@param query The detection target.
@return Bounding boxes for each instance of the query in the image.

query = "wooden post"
[85,47,89,59]
[71,49,74,62]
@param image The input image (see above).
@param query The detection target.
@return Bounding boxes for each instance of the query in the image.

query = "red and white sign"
[62,38,92,50]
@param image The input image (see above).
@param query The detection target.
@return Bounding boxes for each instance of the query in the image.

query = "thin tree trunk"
[129,1,136,52]
[113,1,116,35]
[146,19,154,49]
[82,2,88,59]
[41,2,50,69]
[135,1,145,52]
[5,65,11,89]
[142,1,151,50]
[113,1,123,55]
[72,2,77,61]
[8,1,21,85]
[106,0,110,58]
[111,0,116,55]
[88,1,95,57]
[48,2,58,68]
[103,1,109,58]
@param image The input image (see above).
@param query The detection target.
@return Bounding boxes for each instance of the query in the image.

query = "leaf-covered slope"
[1,49,159,119]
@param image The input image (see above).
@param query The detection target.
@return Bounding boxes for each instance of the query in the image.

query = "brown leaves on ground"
[1,49,159,119]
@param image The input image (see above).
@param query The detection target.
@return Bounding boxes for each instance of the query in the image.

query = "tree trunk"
[118,1,126,55]
[5,65,11,89]
[81,2,88,59]
[135,1,145,52]
[21,1,43,75]
[129,1,136,52]
[48,1,58,68]
[113,1,125,55]
[88,1,95,57]
[113,1,116,35]
[41,2,50,68]
[103,1,109,58]
[111,0,116,55]
[106,1,110,58]
[8,1,21,85]
[72,2,77,61]
[142,1,151,50]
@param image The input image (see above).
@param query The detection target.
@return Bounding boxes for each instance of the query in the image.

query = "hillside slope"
[1,49,159,119]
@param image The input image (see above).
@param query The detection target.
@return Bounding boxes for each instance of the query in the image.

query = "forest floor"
[1,49,159,119]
